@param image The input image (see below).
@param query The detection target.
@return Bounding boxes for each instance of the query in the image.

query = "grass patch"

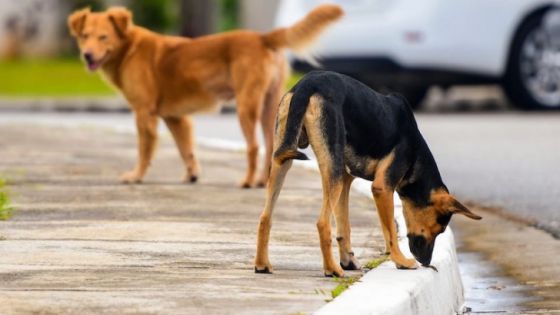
[364,254,389,270]
[0,58,115,97]
[0,59,304,98]
[0,179,14,220]
[330,276,360,299]
[287,72,304,90]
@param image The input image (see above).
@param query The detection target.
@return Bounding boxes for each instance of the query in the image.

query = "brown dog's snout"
[83,52,94,63]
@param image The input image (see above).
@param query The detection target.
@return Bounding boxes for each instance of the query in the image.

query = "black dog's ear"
[451,199,482,220]
[68,7,90,37]
[107,7,132,38]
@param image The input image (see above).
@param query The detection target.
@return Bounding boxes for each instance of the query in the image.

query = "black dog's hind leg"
[334,172,361,270]
[305,94,347,277]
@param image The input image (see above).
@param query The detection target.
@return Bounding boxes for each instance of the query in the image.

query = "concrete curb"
[195,139,466,315]
[316,180,465,315]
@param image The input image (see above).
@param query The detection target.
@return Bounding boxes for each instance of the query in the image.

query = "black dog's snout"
[83,53,94,63]
[408,234,434,266]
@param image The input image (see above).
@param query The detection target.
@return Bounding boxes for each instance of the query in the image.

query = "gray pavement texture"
[2,110,558,238]
[0,124,382,315]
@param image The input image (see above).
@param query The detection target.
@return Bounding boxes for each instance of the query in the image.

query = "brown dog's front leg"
[164,115,200,183]
[120,110,159,184]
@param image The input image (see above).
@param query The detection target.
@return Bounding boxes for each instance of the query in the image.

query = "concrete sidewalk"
[0,124,383,315]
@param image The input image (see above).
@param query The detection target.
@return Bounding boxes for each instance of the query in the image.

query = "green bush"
[128,0,175,32]
[220,0,239,31]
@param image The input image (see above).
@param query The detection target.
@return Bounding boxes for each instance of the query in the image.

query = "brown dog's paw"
[255,180,267,188]
[120,170,143,184]
[183,174,198,184]
[239,181,253,189]
[254,265,273,274]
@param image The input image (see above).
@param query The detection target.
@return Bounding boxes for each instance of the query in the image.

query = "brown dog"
[68,5,343,186]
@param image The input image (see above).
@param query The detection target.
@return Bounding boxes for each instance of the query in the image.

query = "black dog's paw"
[340,260,359,271]
[324,270,344,278]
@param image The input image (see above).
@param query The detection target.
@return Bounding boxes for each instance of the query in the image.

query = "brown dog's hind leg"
[163,115,200,183]
[255,159,293,273]
[334,172,361,271]
[257,78,284,188]
[234,77,268,188]
[120,110,159,184]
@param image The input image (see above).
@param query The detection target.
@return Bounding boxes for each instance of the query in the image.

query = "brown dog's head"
[402,189,481,266]
[68,7,133,71]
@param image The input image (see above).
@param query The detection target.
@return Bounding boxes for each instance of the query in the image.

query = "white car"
[276,0,560,109]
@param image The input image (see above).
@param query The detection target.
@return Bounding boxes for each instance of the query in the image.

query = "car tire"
[504,11,560,110]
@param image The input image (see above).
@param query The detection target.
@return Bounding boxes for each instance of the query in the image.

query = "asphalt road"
[1,111,558,237]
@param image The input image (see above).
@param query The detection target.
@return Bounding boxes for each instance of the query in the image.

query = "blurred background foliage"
[67,0,240,34]
[0,0,249,97]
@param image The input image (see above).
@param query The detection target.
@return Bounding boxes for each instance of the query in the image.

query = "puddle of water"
[456,242,536,314]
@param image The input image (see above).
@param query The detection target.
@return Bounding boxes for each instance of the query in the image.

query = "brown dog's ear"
[450,199,482,220]
[68,7,90,37]
[107,7,132,38]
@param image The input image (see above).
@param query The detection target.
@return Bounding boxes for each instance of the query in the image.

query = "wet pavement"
[454,207,560,314]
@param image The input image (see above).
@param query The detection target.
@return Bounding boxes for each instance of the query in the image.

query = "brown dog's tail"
[262,4,343,52]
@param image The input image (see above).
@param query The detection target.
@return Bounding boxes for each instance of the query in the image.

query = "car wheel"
[504,11,560,110]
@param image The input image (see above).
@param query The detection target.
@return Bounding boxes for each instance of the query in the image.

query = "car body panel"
[277,0,558,78]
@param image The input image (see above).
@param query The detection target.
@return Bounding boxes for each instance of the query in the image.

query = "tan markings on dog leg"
[272,92,293,154]
[334,172,361,270]
[317,177,344,277]
[304,94,333,169]
[163,115,200,183]
[372,151,417,269]
[371,152,394,254]
[303,95,345,277]
[255,159,293,273]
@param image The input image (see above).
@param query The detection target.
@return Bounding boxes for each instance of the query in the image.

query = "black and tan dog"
[255,71,481,277]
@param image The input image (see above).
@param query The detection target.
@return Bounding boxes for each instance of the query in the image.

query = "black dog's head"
[403,190,481,266]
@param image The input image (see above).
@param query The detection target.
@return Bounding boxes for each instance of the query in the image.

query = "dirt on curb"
[0,124,384,315]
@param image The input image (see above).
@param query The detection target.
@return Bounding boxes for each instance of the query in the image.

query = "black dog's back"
[275,70,444,205]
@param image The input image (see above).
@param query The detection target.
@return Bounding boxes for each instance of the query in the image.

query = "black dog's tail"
[273,85,316,164]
